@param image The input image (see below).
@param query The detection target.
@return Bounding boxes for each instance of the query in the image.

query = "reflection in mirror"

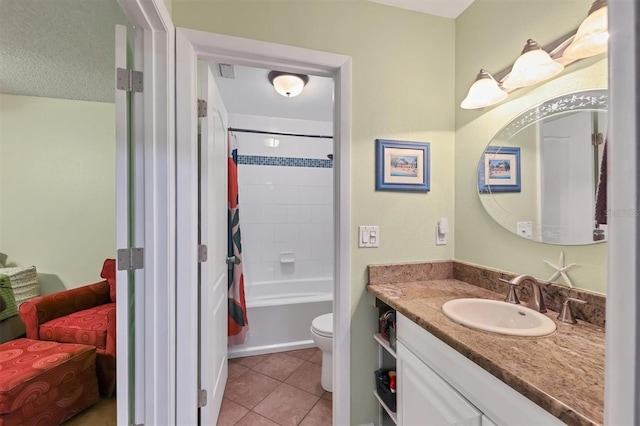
[478,90,608,245]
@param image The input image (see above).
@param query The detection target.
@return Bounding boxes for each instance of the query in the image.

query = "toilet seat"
[311,313,333,338]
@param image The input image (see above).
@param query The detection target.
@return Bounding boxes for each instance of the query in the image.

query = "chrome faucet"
[502,274,547,313]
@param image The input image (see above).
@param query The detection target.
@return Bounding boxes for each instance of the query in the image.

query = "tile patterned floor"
[218,348,332,426]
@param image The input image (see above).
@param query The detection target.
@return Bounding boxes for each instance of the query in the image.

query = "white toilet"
[310,313,333,392]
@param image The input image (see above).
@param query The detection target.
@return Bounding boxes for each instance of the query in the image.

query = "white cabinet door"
[397,342,482,426]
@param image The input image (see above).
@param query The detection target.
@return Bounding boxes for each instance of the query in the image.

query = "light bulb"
[461,69,507,109]
[564,5,608,59]
[502,40,564,89]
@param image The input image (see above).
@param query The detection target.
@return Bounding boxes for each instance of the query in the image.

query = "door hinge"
[198,389,207,408]
[197,99,208,118]
[592,132,604,146]
[117,68,143,93]
[198,244,208,263]
[117,248,144,271]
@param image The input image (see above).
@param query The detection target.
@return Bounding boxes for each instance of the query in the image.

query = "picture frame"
[375,139,430,192]
[478,146,521,193]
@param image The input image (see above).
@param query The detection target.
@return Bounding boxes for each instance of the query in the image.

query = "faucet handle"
[557,298,587,324]
[500,278,520,304]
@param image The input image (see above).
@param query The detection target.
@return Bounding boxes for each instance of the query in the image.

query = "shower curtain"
[228,132,249,346]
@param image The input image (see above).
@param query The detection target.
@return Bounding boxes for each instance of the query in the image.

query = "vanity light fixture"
[461,1,607,110]
[268,71,309,98]
[461,69,507,109]
[501,39,564,90]
[563,0,608,60]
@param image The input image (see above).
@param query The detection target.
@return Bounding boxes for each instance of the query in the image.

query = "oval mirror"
[477,89,608,245]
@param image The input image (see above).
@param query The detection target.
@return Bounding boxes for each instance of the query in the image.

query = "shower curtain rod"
[228,127,333,139]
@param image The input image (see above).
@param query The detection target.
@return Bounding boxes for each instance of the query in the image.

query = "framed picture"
[478,146,521,193]
[375,139,430,192]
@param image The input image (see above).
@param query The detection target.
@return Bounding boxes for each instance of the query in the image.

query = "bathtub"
[228,278,333,358]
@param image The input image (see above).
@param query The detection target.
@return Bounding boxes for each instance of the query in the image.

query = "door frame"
[605,0,640,424]
[116,0,175,425]
[176,27,352,425]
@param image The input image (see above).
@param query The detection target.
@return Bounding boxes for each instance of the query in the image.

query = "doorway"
[207,61,335,423]
[176,28,352,425]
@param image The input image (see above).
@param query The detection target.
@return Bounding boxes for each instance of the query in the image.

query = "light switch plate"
[359,225,379,248]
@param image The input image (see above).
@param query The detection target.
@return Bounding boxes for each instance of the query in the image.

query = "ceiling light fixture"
[461,69,507,109]
[563,0,608,60]
[501,39,565,90]
[268,71,309,98]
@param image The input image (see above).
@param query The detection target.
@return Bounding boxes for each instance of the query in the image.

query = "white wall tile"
[262,204,288,223]
[287,205,313,223]
[273,185,300,205]
[322,223,334,241]
[260,242,278,262]
[245,184,275,204]
[312,240,334,260]
[300,223,324,242]
[311,205,333,223]
[240,203,262,224]
[244,223,274,243]
[297,260,324,277]
[245,261,275,284]
[274,223,299,242]
[322,259,334,277]
[299,186,324,205]
[229,114,334,283]
[275,241,312,261]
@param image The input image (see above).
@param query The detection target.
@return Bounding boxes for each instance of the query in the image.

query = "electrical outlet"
[517,221,533,239]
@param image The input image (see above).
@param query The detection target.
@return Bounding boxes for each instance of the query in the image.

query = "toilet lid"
[311,313,333,338]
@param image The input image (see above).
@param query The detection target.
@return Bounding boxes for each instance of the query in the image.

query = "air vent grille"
[218,63,235,79]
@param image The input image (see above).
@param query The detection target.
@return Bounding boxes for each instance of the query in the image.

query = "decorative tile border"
[237,155,333,168]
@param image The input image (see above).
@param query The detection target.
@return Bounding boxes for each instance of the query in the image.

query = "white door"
[198,62,230,424]
[540,111,595,244]
[114,23,139,426]
[397,342,482,426]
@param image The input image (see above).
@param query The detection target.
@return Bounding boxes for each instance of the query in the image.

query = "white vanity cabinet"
[397,341,482,426]
[395,312,563,426]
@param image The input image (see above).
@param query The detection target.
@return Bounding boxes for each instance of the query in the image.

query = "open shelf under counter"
[374,333,396,358]
[374,390,397,425]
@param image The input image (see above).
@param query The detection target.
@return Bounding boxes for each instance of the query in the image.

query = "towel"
[595,139,608,225]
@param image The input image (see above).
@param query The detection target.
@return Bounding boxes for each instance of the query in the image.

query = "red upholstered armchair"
[18,259,117,397]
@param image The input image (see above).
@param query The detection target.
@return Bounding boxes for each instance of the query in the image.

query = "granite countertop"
[367,279,605,426]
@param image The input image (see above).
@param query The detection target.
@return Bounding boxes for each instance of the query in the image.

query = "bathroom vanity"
[368,261,605,426]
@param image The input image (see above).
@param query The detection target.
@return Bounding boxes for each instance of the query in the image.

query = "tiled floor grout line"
[224,350,331,426]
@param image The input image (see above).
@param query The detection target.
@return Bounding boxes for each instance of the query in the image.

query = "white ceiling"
[0,0,129,102]
[211,64,334,123]
[367,0,475,19]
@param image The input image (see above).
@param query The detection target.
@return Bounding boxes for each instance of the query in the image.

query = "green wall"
[173,1,456,424]
[455,0,607,294]
[0,94,116,294]
[173,0,608,422]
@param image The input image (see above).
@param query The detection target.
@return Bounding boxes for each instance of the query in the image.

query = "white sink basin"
[441,298,556,337]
